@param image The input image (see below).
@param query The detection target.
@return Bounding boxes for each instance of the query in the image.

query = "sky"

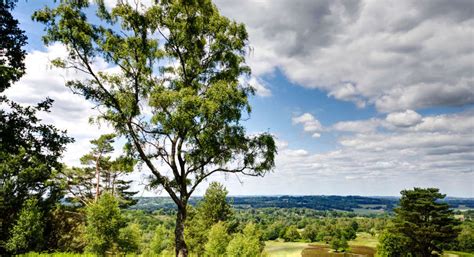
[6,0,474,197]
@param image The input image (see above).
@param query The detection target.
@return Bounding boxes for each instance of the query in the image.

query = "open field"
[265,234,474,257]
[349,232,379,248]
[264,241,311,257]
[444,252,474,257]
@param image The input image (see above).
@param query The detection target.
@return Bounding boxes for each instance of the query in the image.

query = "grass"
[444,251,474,257]
[264,241,309,257]
[349,232,379,248]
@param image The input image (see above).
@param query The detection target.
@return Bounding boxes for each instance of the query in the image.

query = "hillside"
[130,195,474,213]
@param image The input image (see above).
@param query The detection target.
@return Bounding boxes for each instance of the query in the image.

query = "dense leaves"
[379,188,461,257]
[0,97,73,254]
[84,193,124,255]
[5,198,44,253]
[0,0,27,91]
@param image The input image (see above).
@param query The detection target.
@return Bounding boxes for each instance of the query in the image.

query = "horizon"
[133,194,474,199]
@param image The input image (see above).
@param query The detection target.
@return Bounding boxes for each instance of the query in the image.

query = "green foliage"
[5,198,44,253]
[383,188,461,256]
[204,222,230,256]
[302,223,319,242]
[186,182,233,254]
[184,206,208,254]
[47,206,86,252]
[84,193,124,255]
[197,182,233,227]
[330,236,348,252]
[118,223,142,253]
[226,223,263,257]
[263,221,286,241]
[377,229,411,257]
[457,222,474,252]
[0,0,27,91]
[283,225,300,242]
[150,225,173,255]
[0,97,73,254]
[0,2,72,254]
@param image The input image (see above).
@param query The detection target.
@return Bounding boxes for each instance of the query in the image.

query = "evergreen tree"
[380,188,460,257]
[62,134,137,207]
[186,182,233,255]
[84,193,125,255]
[204,222,230,256]
[197,182,233,227]
[5,198,44,253]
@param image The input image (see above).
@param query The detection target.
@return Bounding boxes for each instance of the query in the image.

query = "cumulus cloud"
[333,118,381,133]
[386,110,422,127]
[270,109,474,196]
[248,76,271,97]
[292,113,324,138]
[215,0,474,112]
[4,43,114,165]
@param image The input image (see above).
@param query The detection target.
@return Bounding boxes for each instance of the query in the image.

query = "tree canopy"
[379,188,461,257]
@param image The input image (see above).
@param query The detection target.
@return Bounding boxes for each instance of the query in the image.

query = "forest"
[1,0,473,256]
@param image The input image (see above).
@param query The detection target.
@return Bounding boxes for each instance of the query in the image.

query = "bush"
[226,223,262,257]
[84,193,124,255]
[6,198,44,253]
[204,222,230,256]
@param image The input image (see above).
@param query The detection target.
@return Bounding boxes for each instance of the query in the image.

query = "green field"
[264,241,311,257]
[264,234,474,257]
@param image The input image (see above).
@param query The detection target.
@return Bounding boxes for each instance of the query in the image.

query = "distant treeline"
[129,195,474,212]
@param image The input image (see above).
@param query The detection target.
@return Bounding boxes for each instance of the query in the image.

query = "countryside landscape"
[1,0,473,256]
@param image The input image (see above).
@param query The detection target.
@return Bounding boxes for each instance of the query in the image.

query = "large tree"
[33,0,276,256]
[379,188,460,257]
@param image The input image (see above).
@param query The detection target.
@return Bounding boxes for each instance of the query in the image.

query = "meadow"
[264,232,474,257]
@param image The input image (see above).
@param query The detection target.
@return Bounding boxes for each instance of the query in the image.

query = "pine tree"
[380,188,461,257]
[62,134,137,207]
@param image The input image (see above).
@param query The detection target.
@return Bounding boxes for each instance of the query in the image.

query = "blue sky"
[7,0,474,197]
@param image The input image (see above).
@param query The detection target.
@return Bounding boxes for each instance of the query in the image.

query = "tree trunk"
[111,173,116,196]
[175,205,188,257]
[94,155,101,202]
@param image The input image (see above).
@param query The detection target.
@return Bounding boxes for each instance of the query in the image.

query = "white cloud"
[215,0,474,112]
[386,110,422,127]
[254,109,474,196]
[292,113,324,136]
[333,118,381,133]
[248,76,271,97]
[4,43,114,165]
